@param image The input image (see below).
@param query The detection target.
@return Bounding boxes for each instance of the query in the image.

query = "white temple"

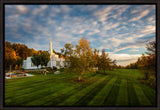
[22,37,67,69]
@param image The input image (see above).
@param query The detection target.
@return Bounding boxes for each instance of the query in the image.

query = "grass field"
[5,69,156,106]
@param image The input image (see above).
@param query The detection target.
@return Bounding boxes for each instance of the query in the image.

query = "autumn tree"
[98,49,112,74]
[5,46,17,70]
[66,37,93,81]
[5,41,37,71]
[61,43,74,58]
[92,48,100,68]
[16,56,23,73]
[137,41,156,88]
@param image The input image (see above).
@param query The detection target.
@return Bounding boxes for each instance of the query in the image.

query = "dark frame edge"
[0,0,160,110]
[1,0,158,4]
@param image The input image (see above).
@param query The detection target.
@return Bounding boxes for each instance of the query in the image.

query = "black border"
[0,0,159,110]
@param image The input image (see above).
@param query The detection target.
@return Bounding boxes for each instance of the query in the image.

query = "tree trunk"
[10,65,12,78]
[78,75,82,81]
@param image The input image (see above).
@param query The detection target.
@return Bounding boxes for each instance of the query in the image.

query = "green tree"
[31,52,41,69]
[40,51,50,67]
[16,56,23,67]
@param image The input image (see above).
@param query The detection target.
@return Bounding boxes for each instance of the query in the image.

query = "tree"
[5,46,17,70]
[15,65,18,73]
[16,56,23,67]
[16,56,23,73]
[136,41,156,88]
[5,41,12,49]
[31,52,41,69]
[92,48,100,68]
[12,43,29,60]
[61,43,74,58]
[28,48,37,56]
[68,37,93,81]
[145,41,156,72]
[137,41,156,79]
[110,60,117,70]
[98,49,111,74]
[40,51,50,67]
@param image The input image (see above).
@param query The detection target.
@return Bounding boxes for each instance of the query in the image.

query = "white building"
[22,37,67,69]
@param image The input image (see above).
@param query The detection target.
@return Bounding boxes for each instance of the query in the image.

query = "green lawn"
[5,69,156,106]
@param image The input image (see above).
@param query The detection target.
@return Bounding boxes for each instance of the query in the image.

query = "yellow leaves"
[5,46,17,60]
[15,65,18,70]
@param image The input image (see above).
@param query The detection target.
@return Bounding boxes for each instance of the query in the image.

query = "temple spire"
[49,37,53,55]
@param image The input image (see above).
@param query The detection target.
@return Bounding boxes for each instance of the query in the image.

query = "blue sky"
[5,5,155,66]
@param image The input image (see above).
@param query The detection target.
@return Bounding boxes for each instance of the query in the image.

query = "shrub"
[147,75,156,89]
[46,67,53,71]
[21,68,24,71]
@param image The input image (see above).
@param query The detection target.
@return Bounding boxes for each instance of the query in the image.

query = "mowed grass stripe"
[58,76,107,106]
[5,82,68,106]
[127,80,140,106]
[103,78,121,106]
[5,73,96,99]
[115,79,128,106]
[88,76,117,106]
[26,74,100,106]
[24,85,75,106]
[5,78,59,99]
[73,76,113,106]
[133,83,152,106]
[5,75,71,90]
[139,84,156,106]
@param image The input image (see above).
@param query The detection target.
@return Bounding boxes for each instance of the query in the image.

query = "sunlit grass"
[5,69,156,106]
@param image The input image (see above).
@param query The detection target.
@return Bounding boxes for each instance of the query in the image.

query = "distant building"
[22,37,67,69]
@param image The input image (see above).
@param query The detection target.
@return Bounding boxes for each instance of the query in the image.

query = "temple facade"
[22,37,67,69]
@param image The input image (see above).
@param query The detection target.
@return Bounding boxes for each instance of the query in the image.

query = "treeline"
[61,37,116,81]
[125,42,156,88]
[5,41,37,70]
[5,41,64,71]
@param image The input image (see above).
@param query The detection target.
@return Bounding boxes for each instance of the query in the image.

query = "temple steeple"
[49,37,53,55]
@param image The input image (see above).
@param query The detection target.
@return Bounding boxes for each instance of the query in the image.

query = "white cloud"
[92,21,97,25]
[16,5,28,14]
[131,10,138,14]
[114,46,140,53]
[103,22,120,30]
[129,49,139,52]
[94,5,129,23]
[129,10,150,22]
[60,5,71,13]
[32,5,48,15]
[147,16,154,21]
[141,25,155,34]
[109,53,141,66]
[87,29,100,36]
[7,14,19,22]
